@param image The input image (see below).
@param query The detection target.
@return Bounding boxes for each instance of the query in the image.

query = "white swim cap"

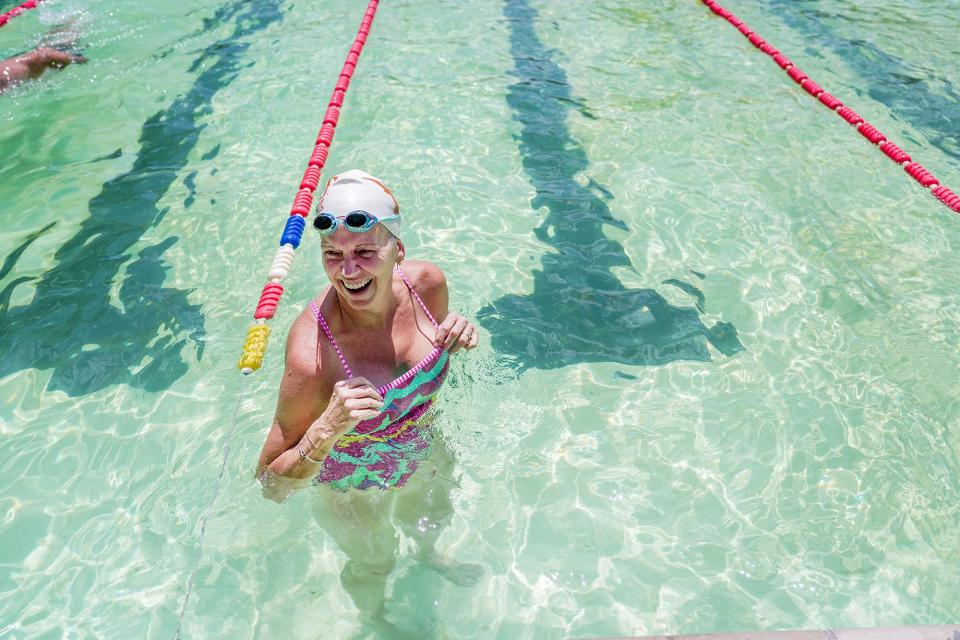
[316,169,402,237]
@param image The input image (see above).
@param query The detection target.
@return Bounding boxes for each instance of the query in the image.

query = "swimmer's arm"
[256,315,336,500]
[29,48,84,71]
[0,49,85,94]
[0,58,27,93]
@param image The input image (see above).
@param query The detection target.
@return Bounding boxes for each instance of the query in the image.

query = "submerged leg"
[396,441,483,587]
[313,487,412,637]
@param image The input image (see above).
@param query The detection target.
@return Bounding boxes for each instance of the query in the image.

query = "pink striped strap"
[378,347,443,394]
[309,266,440,380]
[310,300,353,378]
[395,266,440,328]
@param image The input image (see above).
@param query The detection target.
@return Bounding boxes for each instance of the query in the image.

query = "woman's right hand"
[309,377,384,443]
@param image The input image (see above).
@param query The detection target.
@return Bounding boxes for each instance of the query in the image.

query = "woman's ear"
[395,238,406,264]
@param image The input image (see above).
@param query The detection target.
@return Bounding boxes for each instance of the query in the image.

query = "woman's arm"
[256,315,333,501]
[256,311,383,502]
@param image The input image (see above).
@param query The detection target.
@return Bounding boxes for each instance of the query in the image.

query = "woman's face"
[320,224,401,310]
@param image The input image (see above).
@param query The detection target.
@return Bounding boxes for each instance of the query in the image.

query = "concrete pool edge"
[621,624,960,640]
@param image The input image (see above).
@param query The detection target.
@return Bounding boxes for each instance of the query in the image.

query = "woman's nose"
[340,256,359,276]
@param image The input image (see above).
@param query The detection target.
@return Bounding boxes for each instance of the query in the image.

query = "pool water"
[1,0,959,638]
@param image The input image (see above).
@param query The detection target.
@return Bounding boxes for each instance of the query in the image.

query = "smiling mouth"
[342,278,373,293]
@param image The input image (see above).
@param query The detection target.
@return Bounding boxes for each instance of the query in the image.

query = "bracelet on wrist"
[297,442,325,465]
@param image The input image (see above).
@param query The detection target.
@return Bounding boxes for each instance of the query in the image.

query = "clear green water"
[1,0,959,638]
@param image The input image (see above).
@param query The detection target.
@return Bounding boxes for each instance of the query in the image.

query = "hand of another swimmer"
[37,48,87,68]
[318,377,383,438]
[434,312,480,355]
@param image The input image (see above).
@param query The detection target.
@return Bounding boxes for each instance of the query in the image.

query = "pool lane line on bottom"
[236,0,382,375]
[174,377,253,640]
[699,0,960,217]
[0,0,46,28]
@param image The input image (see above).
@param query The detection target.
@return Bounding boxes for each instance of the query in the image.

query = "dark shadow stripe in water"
[476,0,743,372]
[763,0,960,163]
[0,0,284,396]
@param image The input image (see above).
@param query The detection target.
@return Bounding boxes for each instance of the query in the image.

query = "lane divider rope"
[0,0,46,28]
[700,0,960,216]
[237,0,380,375]
[179,3,380,631]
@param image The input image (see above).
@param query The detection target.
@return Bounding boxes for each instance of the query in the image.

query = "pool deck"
[630,625,960,640]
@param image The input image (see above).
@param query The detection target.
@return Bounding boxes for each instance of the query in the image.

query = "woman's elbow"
[256,465,306,503]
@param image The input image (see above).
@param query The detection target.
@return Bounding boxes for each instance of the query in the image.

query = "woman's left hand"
[435,312,480,354]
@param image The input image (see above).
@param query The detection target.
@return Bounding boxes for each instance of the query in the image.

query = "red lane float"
[254,283,285,320]
[0,0,46,28]
[700,0,957,216]
[932,186,960,212]
[818,92,842,110]
[837,106,864,127]
[858,123,886,145]
[880,142,911,165]
[801,79,823,97]
[905,162,939,188]
[786,66,807,84]
[238,0,381,374]
[300,165,322,191]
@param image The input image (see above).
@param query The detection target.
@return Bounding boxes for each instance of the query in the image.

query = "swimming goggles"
[313,210,400,235]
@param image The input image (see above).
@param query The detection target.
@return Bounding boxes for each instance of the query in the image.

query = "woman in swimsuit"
[256,170,481,635]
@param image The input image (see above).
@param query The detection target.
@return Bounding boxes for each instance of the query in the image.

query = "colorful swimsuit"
[311,267,450,491]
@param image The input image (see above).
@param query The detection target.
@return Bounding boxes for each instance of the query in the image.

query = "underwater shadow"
[764,0,960,163]
[0,0,284,396]
[477,0,743,372]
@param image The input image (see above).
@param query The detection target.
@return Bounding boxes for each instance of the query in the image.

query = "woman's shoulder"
[399,259,447,294]
[283,304,324,378]
[284,287,350,385]
[399,260,449,322]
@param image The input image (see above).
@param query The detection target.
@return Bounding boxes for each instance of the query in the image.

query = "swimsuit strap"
[395,266,440,329]
[309,266,440,381]
[310,300,354,378]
